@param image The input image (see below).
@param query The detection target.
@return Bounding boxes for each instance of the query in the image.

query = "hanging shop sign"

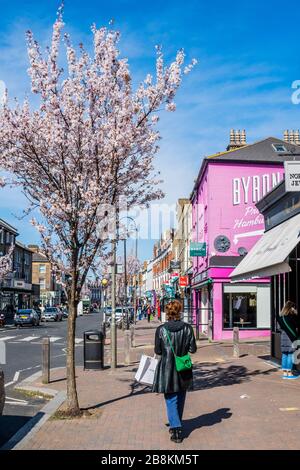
[190,242,207,257]
[179,276,189,287]
[170,260,181,270]
[284,161,300,191]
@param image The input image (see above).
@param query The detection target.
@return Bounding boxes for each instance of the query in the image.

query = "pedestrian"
[278,301,299,379]
[147,304,151,323]
[152,299,197,443]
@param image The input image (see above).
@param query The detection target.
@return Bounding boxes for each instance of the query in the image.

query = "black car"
[14,309,40,327]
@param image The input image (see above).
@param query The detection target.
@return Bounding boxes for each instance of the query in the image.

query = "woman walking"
[152,299,197,443]
[278,301,299,379]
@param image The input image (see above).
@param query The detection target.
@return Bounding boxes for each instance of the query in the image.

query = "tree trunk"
[65,285,81,416]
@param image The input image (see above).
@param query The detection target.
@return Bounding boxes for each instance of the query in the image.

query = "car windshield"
[18,310,32,315]
[45,308,56,313]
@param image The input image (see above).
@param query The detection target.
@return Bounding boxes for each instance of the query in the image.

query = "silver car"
[42,307,63,322]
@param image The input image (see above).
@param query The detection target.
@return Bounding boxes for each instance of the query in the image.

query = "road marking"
[13,371,20,382]
[5,396,28,403]
[279,407,300,411]
[49,337,62,343]
[19,336,40,342]
[0,336,16,342]
[5,399,29,407]
[5,381,16,388]
[75,338,83,344]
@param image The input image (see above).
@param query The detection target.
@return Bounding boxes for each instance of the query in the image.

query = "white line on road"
[13,371,20,382]
[49,337,62,343]
[5,396,28,403]
[0,336,16,341]
[75,338,83,344]
[19,336,40,342]
[5,381,16,388]
[5,400,29,407]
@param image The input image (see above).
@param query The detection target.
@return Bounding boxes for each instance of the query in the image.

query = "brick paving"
[17,319,300,450]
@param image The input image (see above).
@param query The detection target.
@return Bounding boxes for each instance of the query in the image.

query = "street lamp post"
[123,238,128,329]
[110,239,117,369]
[120,216,139,327]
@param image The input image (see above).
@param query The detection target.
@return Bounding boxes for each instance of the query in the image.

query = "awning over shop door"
[230,213,300,282]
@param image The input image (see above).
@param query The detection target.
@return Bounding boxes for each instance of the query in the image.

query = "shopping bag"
[135,354,158,386]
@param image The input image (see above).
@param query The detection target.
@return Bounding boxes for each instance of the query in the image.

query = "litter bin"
[83,330,104,370]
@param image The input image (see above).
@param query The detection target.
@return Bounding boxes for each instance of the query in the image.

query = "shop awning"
[230,213,300,282]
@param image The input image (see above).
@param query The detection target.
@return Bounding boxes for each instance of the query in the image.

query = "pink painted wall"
[207,162,284,258]
[192,161,284,339]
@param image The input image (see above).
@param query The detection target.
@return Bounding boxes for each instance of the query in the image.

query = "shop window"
[39,264,46,274]
[223,292,257,329]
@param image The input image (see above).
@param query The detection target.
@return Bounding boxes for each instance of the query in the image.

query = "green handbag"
[164,328,193,372]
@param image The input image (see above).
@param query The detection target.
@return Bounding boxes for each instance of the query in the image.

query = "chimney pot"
[227,129,247,151]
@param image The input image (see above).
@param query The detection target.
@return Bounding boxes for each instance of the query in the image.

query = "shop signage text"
[233,172,282,205]
[190,242,207,257]
[179,276,189,287]
[284,161,300,191]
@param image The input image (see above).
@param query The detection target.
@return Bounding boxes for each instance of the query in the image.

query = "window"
[272,143,287,153]
[39,278,46,290]
[223,291,257,329]
[39,264,46,274]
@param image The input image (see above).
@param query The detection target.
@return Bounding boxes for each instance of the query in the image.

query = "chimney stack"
[283,130,300,146]
[227,129,247,151]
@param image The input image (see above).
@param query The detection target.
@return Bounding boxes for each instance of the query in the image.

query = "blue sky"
[1,0,300,260]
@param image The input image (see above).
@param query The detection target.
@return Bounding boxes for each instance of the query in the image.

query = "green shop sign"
[190,242,207,257]
[163,284,175,298]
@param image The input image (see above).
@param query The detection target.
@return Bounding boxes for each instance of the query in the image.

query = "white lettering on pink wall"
[233,172,282,206]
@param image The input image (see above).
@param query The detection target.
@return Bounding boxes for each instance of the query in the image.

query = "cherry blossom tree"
[0,243,14,281]
[0,6,196,415]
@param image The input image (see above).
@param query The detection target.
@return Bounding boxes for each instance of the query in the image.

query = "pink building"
[191,132,298,340]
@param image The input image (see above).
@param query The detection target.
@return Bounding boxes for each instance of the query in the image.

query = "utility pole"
[123,238,128,329]
[111,239,117,369]
[133,227,138,324]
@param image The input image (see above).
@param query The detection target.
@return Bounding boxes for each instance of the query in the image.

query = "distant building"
[0,219,35,314]
[191,130,300,340]
[29,245,64,306]
[152,229,175,312]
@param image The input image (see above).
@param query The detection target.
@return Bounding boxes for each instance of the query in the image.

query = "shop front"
[0,282,32,316]
[230,180,300,361]
[193,265,270,340]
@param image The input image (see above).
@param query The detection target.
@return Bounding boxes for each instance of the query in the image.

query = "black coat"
[152,320,197,394]
[277,314,299,354]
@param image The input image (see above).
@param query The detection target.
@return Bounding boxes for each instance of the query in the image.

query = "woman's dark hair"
[280,300,297,317]
[165,300,182,321]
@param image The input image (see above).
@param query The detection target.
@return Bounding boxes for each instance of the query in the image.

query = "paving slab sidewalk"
[14,320,300,450]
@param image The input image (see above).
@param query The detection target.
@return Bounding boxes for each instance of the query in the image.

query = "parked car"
[14,309,40,327]
[42,307,63,322]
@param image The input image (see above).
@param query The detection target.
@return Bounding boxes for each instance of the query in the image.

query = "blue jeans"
[164,391,186,429]
[282,353,293,371]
